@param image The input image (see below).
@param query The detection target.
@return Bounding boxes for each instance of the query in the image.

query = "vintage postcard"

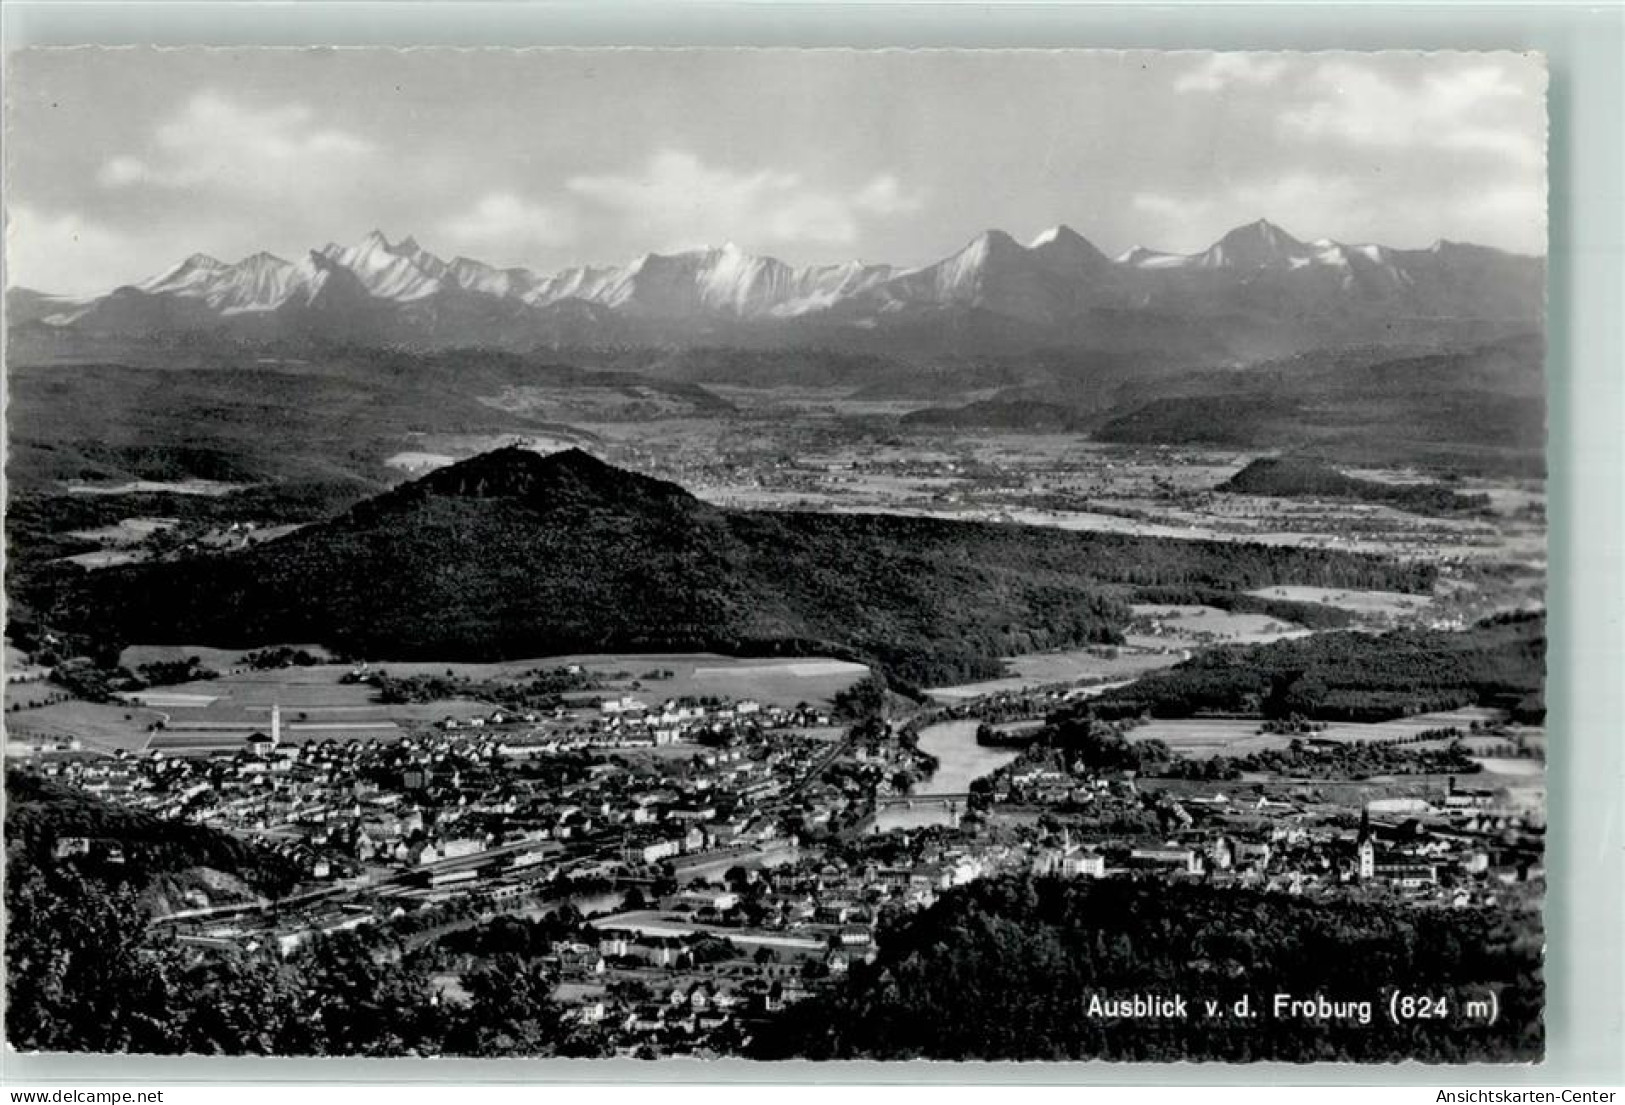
[2,48,1546,1062]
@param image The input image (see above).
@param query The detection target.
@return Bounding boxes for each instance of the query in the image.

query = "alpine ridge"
[10,220,1543,354]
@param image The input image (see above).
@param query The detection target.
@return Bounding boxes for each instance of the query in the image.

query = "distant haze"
[5,48,1546,296]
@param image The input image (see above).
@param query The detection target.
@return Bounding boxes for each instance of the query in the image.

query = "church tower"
[270,702,281,747]
[1356,807,1375,880]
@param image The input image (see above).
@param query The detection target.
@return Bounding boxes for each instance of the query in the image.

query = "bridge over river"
[869,719,1022,832]
[874,792,971,809]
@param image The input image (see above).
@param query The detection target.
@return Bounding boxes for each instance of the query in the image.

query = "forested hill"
[1219,456,1492,515]
[1091,610,1545,723]
[750,876,1544,1062]
[27,447,1434,688]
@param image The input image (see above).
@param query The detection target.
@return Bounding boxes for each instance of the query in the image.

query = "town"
[15,657,1545,1058]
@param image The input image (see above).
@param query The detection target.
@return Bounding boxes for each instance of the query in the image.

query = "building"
[1128,847,1203,876]
[623,837,683,866]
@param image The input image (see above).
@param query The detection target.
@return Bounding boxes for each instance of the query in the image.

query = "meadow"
[927,647,1179,701]
[1125,603,1313,648]
[1123,706,1520,760]
[16,649,871,758]
[1245,585,1434,618]
[6,700,168,754]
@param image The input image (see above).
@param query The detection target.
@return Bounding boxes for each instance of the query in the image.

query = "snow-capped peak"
[129,248,304,312]
[320,230,445,301]
[136,253,232,295]
[1028,225,1111,277]
[970,228,1022,253]
[1195,218,1311,269]
[68,218,1538,336]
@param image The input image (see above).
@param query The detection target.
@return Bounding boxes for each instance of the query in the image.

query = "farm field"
[1471,757,1545,778]
[1312,707,1511,745]
[5,700,167,754]
[4,680,64,709]
[1246,585,1434,619]
[9,649,867,759]
[1126,603,1313,647]
[124,691,222,708]
[150,668,494,722]
[117,665,490,751]
[1140,774,1462,807]
[927,647,1179,701]
[325,652,865,707]
[156,667,378,710]
[544,653,868,706]
[1124,707,1519,759]
[1122,719,1289,758]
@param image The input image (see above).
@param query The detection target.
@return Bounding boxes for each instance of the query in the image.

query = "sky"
[5,48,1547,296]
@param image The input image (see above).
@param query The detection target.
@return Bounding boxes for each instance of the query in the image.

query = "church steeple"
[1356,807,1375,880]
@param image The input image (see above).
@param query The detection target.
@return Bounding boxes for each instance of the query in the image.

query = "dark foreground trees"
[750,876,1543,1063]
[3,854,608,1057]
[3,776,604,1058]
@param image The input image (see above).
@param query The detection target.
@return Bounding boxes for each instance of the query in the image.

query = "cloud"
[1232,173,1365,222]
[854,174,925,216]
[1459,180,1548,235]
[1174,54,1288,93]
[5,204,147,295]
[1132,192,1212,223]
[1131,173,1369,249]
[566,149,917,252]
[1282,58,1545,167]
[439,193,576,257]
[96,92,378,195]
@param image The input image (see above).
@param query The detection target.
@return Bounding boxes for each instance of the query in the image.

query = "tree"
[5,858,185,1053]
[296,931,447,1056]
[832,674,889,721]
[450,954,565,1057]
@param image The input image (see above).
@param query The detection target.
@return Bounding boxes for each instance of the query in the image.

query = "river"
[870,719,1021,833]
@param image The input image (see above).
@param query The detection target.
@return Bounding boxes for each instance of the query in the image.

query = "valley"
[2,218,1548,1066]
[3,374,1549,1060]
[0,43,1559,1067]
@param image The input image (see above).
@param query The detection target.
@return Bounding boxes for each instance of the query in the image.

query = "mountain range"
[9,219,1544,355]
[26,447,1433,688]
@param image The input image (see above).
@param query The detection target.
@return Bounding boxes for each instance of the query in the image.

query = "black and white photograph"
[3,47,1548,1063]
